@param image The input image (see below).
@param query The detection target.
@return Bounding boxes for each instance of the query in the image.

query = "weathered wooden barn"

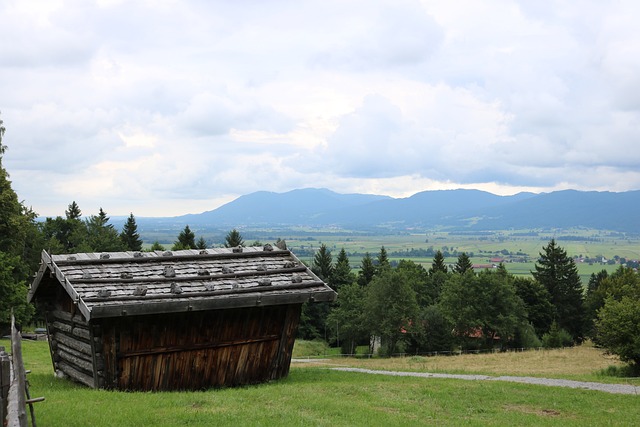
[27,246,336,391]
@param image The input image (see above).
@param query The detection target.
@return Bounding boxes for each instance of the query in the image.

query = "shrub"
[510,323,542,349]
[542,322,574,348]
[598,364,640,378]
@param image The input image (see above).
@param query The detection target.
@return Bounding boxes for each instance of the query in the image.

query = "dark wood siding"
[100,304,301,391]
[47,308,96,388]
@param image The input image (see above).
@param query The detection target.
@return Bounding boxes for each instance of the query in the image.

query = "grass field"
[5,339,639,426]
[279,229,638,284]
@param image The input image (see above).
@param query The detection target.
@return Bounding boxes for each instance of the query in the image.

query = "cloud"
[2,0,640,217]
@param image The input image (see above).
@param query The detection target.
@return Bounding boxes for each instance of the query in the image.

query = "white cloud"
[1,0,640,217]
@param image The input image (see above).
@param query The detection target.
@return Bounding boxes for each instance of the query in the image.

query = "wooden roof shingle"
[28,247,336,321]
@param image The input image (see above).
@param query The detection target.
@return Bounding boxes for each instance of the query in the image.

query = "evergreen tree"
[584,269,610,337]
[357,253,376,287]
[428,250,448,275]
[175,225,196,249]
[312,244,333,281]
[513,276,554,338]
[532,239,585,341]
[453,252,473,275]
[150,241,165,251]
[300,244,334,341]
[120,213,143,251]
[331,248,355,291]
[224,228,244,248]
[65,201,82,220]
[196,236,208,250]
[587,269,609,296]
[376,246,390,273]
[97,207,110,225]
[83,208,123,252]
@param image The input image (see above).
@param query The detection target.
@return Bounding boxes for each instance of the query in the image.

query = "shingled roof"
[28,246,336,321]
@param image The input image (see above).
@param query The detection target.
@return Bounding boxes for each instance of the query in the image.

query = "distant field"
[274,229,638,283]
[136,227,639,284]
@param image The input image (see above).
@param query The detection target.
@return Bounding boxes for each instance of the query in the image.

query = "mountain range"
[160,188,640,234]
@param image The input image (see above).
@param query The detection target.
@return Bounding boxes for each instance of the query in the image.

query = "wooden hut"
[27,246,336,391]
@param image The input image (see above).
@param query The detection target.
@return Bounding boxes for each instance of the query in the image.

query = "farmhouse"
[27,246,336,391]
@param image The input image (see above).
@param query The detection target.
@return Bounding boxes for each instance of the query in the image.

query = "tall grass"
[307,345,637,384]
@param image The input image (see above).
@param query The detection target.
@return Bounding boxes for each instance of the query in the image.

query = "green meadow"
[6,339,639,426]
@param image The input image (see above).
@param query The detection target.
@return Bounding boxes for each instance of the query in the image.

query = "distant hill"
[140,188,640,234]
[176,188,392,227]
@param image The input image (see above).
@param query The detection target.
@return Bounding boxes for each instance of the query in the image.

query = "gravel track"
[330,367,640,395]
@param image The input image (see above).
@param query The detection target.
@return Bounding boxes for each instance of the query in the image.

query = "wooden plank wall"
[48,309,96,388]
[101,304,301,391]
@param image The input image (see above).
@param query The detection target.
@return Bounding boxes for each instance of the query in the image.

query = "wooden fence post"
[1,345,11,425]
[7,313,27,427]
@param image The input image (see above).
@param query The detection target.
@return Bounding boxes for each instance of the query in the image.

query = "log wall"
[100,304,301,391]
[47,309,96,388]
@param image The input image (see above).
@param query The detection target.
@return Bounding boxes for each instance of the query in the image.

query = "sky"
[2,0,640,218]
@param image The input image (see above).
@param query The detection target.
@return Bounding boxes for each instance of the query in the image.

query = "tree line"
[301,242,640,372]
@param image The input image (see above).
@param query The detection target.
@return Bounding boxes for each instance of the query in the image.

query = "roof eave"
[29,250,92,321]
[89,288,337,319]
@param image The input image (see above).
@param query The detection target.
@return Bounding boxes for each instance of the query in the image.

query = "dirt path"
[330,367,640,395]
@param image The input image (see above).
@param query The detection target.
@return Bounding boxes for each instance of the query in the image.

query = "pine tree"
[429,250,448,275]
[175,225,196,249]
[357,253,376,287]
[312,244,333,281]
[532,239,585,340]
[376,246,390,273]
[196,236,208,250]
[513,276,554,338]
[83,208,123,252]
[150,241,165,251]
[224,228,244,248]
[331,248,355,291]
[120,213,143,251]
[97,208,110,226]
[454,252,473,275]
[65,201,82,220]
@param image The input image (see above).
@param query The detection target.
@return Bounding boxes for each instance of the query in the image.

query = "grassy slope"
[5,339,639,426]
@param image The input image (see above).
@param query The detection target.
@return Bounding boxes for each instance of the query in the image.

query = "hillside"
[139,188,640,234]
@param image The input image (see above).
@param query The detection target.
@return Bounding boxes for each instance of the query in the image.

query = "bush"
[542,322,574,348]
[596,296,640,366]
[598,364,640,378]
[510,323,542,349]
[292,339,330,357]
